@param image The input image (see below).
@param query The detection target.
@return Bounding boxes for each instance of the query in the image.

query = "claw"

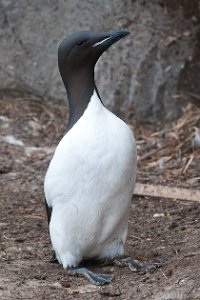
[143,262,164,272]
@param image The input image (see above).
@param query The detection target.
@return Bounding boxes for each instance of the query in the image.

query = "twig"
[179,252,200,261]
[182,154,194,174]
[134,183,200,202]
[159,268,168,279]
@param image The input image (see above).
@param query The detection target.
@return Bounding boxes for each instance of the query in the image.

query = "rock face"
[0,0,199,123]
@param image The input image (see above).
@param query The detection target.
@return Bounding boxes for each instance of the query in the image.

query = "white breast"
[44,91,137,268]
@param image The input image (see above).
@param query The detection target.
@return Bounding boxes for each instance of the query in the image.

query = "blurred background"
[1,0,200,124]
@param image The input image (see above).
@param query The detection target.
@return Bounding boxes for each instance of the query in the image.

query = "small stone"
[165,269,173,277]
[153,213,165,218]
[99,286,121,297]
[60,280,71,288]
[169,221,178,229]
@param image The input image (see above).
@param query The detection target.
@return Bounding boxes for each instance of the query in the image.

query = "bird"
[44,30,161,285]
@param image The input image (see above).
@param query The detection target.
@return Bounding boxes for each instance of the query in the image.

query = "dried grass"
[135,104,200,187]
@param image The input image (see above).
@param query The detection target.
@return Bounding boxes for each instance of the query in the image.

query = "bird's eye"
[76,40,86,46]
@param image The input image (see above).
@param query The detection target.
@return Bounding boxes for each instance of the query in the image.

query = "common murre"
[44,30,162,285]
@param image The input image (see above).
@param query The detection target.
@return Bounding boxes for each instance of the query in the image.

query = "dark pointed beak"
[109,30,130,44]
[92,30,130,49]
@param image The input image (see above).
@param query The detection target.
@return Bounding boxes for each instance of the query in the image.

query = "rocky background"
[0,0,200,123]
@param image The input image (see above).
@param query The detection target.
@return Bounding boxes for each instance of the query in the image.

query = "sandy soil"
[0,91,200,300]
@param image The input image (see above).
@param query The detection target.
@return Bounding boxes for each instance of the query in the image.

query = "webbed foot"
[69,267,113,286]
[114,256,164,273]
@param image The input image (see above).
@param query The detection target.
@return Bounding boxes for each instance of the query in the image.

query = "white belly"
[44,92,137,268]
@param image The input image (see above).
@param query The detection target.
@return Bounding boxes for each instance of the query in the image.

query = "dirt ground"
[0,91,200,300]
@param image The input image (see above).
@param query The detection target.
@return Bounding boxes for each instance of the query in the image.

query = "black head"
[58,30,130,131]
[58,30,130,81]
